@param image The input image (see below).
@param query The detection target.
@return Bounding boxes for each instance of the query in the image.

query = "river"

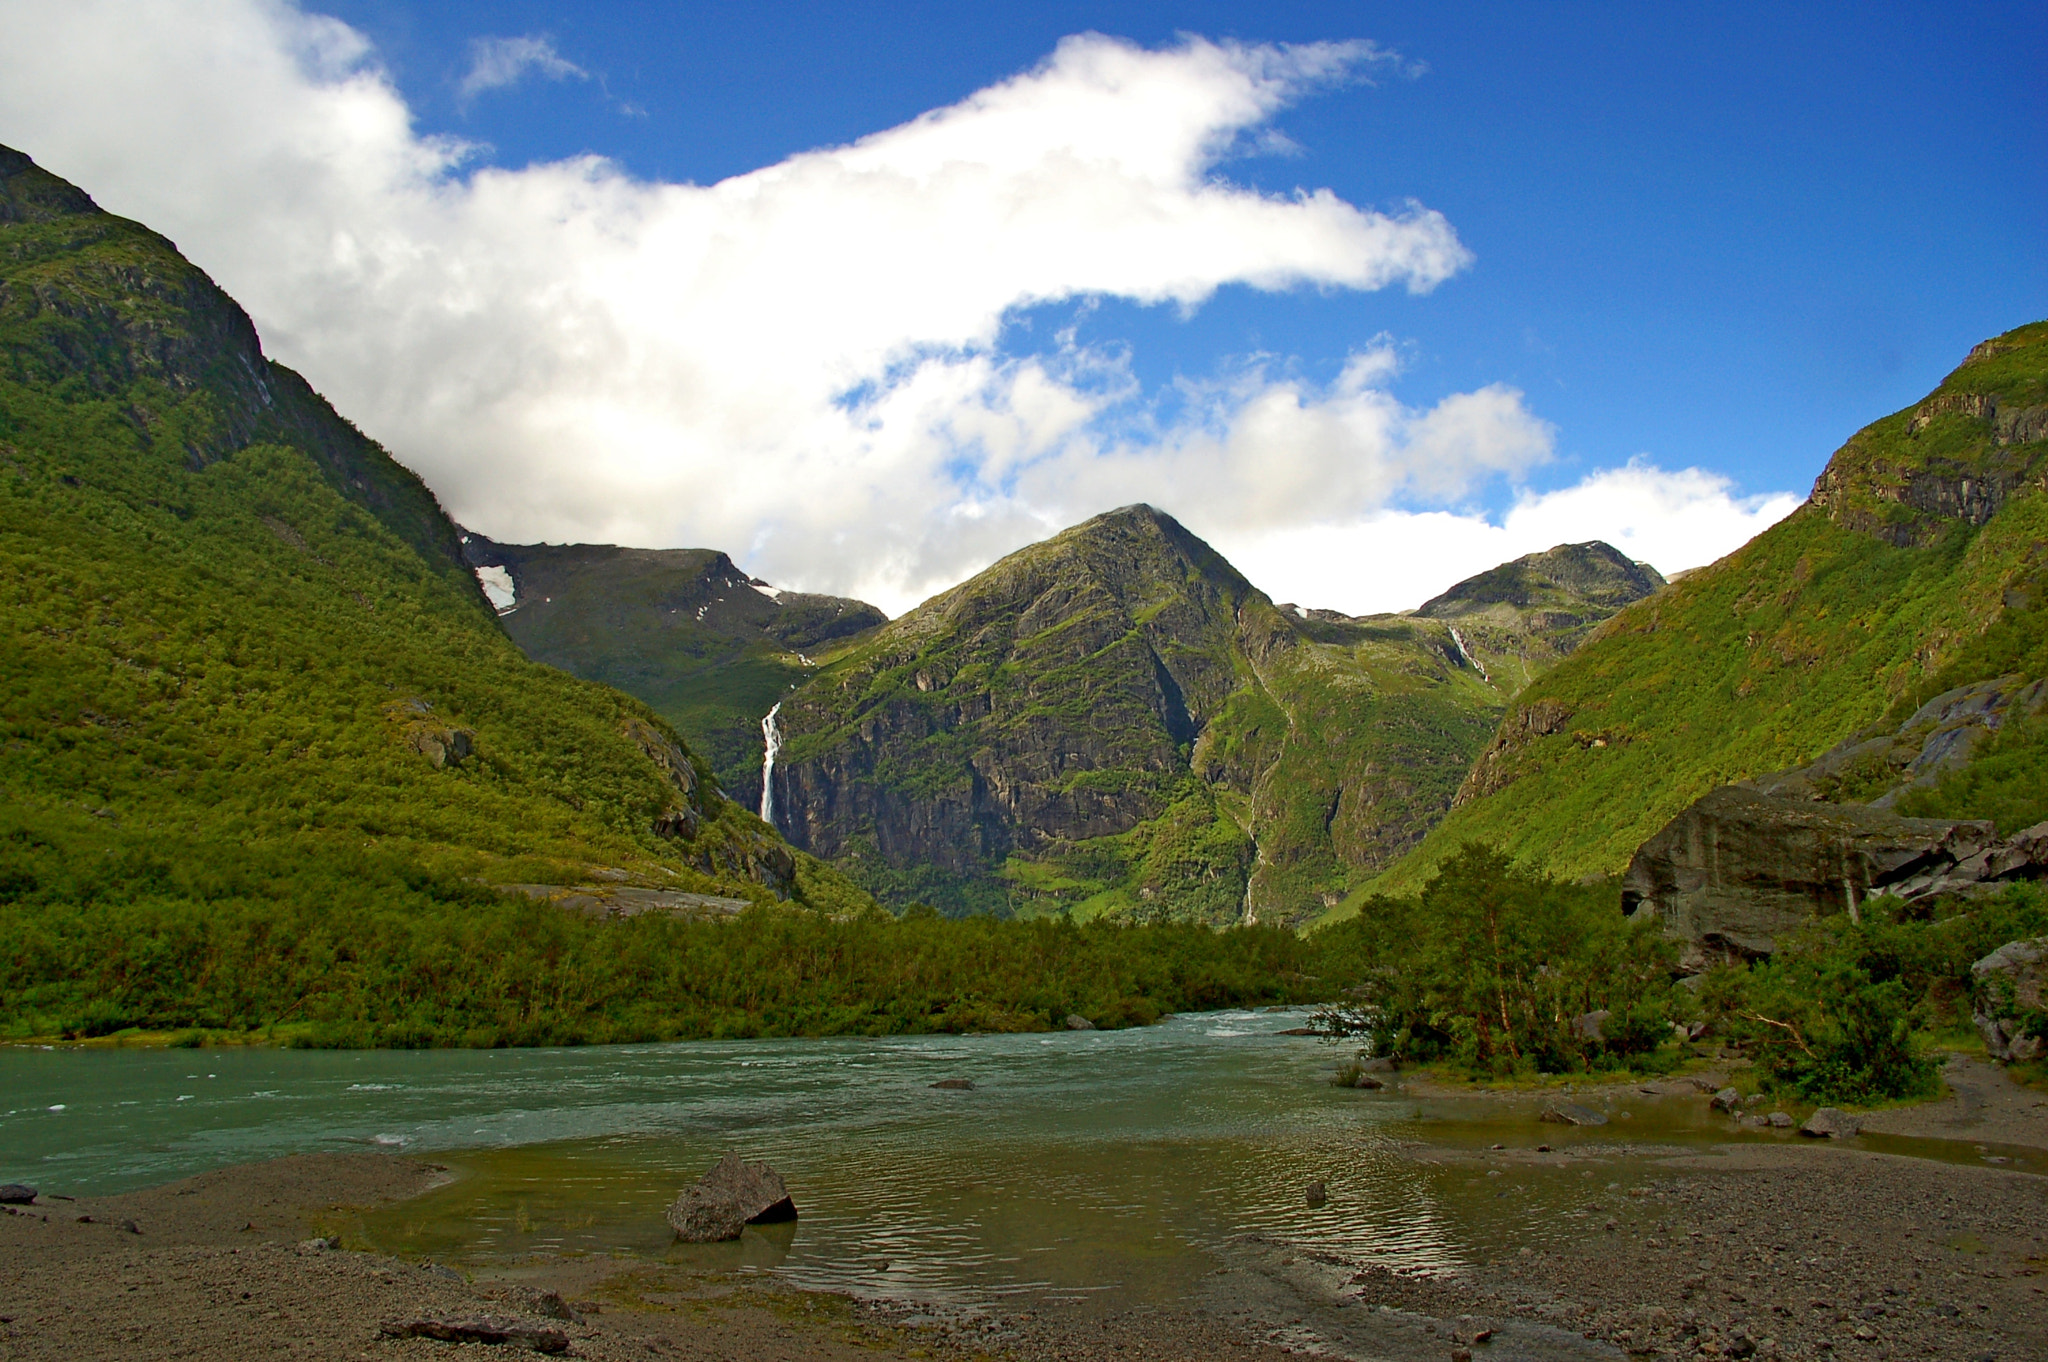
[0,1009,2009,1317]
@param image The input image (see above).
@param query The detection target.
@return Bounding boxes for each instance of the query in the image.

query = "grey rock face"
[665,1151,798,1243]
[1621,785,1993,965]
[1971,936,2048,1062]
[1800,1108,1862,1139]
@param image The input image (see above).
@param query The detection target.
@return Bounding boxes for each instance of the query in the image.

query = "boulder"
[1348,1071,1384,1090]
[1971,936,2048,1062]
[1539,1103,1608,1127]
[1304,1181,1328,1207]
[1621,785,1992,966]
[1768,1112,1794,1128]
[1710,1087,1742,1113]
[1063,1013,1095,1031]
[379,1318,569,1354]
[1570,1009,1612,1043]
[665,1152,798,1242]
[0,1185,35,1205]
[1800,1108,1862,1139]
[1357,1055,1399,1073]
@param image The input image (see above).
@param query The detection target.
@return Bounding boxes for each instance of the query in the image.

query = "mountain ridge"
[1367,319,2048,900]
[766,504,1662,921]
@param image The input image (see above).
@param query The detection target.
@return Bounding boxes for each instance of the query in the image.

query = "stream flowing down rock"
[665,1152,799,1242]
[1972,936,2048,1062]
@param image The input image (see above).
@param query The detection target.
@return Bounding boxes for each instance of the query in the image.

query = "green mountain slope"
[770,507,1660,923]
[459,533,884,806]
[1372,320,2048,896]
[0,144,857,923]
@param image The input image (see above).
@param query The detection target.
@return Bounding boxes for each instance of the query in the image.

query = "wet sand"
[3,1059,2043,1362]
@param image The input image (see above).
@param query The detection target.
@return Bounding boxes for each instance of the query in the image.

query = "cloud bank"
[0,0,1796,614]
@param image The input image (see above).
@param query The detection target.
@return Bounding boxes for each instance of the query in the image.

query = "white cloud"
[1215,460,1803,616]
[458,34,585,100]
[0,2,1793,617]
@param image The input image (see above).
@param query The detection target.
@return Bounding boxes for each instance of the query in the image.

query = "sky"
[1,2,2042,616]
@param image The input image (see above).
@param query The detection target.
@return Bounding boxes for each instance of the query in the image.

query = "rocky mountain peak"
[1417,541,1664,619]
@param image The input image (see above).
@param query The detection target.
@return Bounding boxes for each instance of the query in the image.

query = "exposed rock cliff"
[772,507,1660,922]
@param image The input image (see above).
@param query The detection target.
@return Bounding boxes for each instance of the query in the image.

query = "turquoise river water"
[0,1010,2029,1312]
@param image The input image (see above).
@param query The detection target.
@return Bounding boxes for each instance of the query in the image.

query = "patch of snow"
[473,564,517,613]
[749,580,785,603]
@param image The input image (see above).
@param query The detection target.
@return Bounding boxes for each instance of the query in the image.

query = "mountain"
[767,506,1662,922]
[0,144,859,922]
[1372,320,2048,896]
[458,533,885,807]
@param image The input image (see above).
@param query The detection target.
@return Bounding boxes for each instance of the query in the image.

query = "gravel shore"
[3,1059,2041,1362]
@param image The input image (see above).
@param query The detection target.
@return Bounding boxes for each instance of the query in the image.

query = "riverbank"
[6,1086,2046,1362]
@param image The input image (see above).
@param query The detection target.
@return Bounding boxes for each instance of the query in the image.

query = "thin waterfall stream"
[759,701,782,827]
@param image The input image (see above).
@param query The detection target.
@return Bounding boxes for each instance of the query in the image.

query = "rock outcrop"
[665,1152,798,1242]
[1748,675,2047,809]
[1971,937,2047,1063]
[1621,786,1993,966]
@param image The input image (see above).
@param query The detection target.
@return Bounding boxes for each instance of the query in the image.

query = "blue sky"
[326,0,2046,501]
[3,1,2041,612]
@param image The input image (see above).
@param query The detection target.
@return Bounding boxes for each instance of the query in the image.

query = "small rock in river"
[1304,1181,1328,1207]
[929,1078,976,1090]
[0,1185,35,1205]
[1539,1102,1608,1126]
[1710,1087,1742,1113]
[1800,1107,1862,1139]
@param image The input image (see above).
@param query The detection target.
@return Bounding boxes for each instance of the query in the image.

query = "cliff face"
[772,507,1659,922]
[459,534,884,803]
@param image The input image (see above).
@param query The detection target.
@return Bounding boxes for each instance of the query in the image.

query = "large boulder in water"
[1621,786,1991,967]
[665,1152,798,1242]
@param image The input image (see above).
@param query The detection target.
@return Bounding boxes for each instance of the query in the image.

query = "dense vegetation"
[1308,846,2039,1102]
[1700,887,2048,1102]
[1372,321,2048,896]
[0,818,1326,1046]
[1311,846,1679,1075]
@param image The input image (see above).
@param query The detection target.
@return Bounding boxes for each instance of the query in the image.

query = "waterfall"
[1448,626,1489,682]
[759,701,782,828]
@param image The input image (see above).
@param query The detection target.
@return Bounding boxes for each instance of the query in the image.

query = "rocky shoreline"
[2,1060,2043,1362]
